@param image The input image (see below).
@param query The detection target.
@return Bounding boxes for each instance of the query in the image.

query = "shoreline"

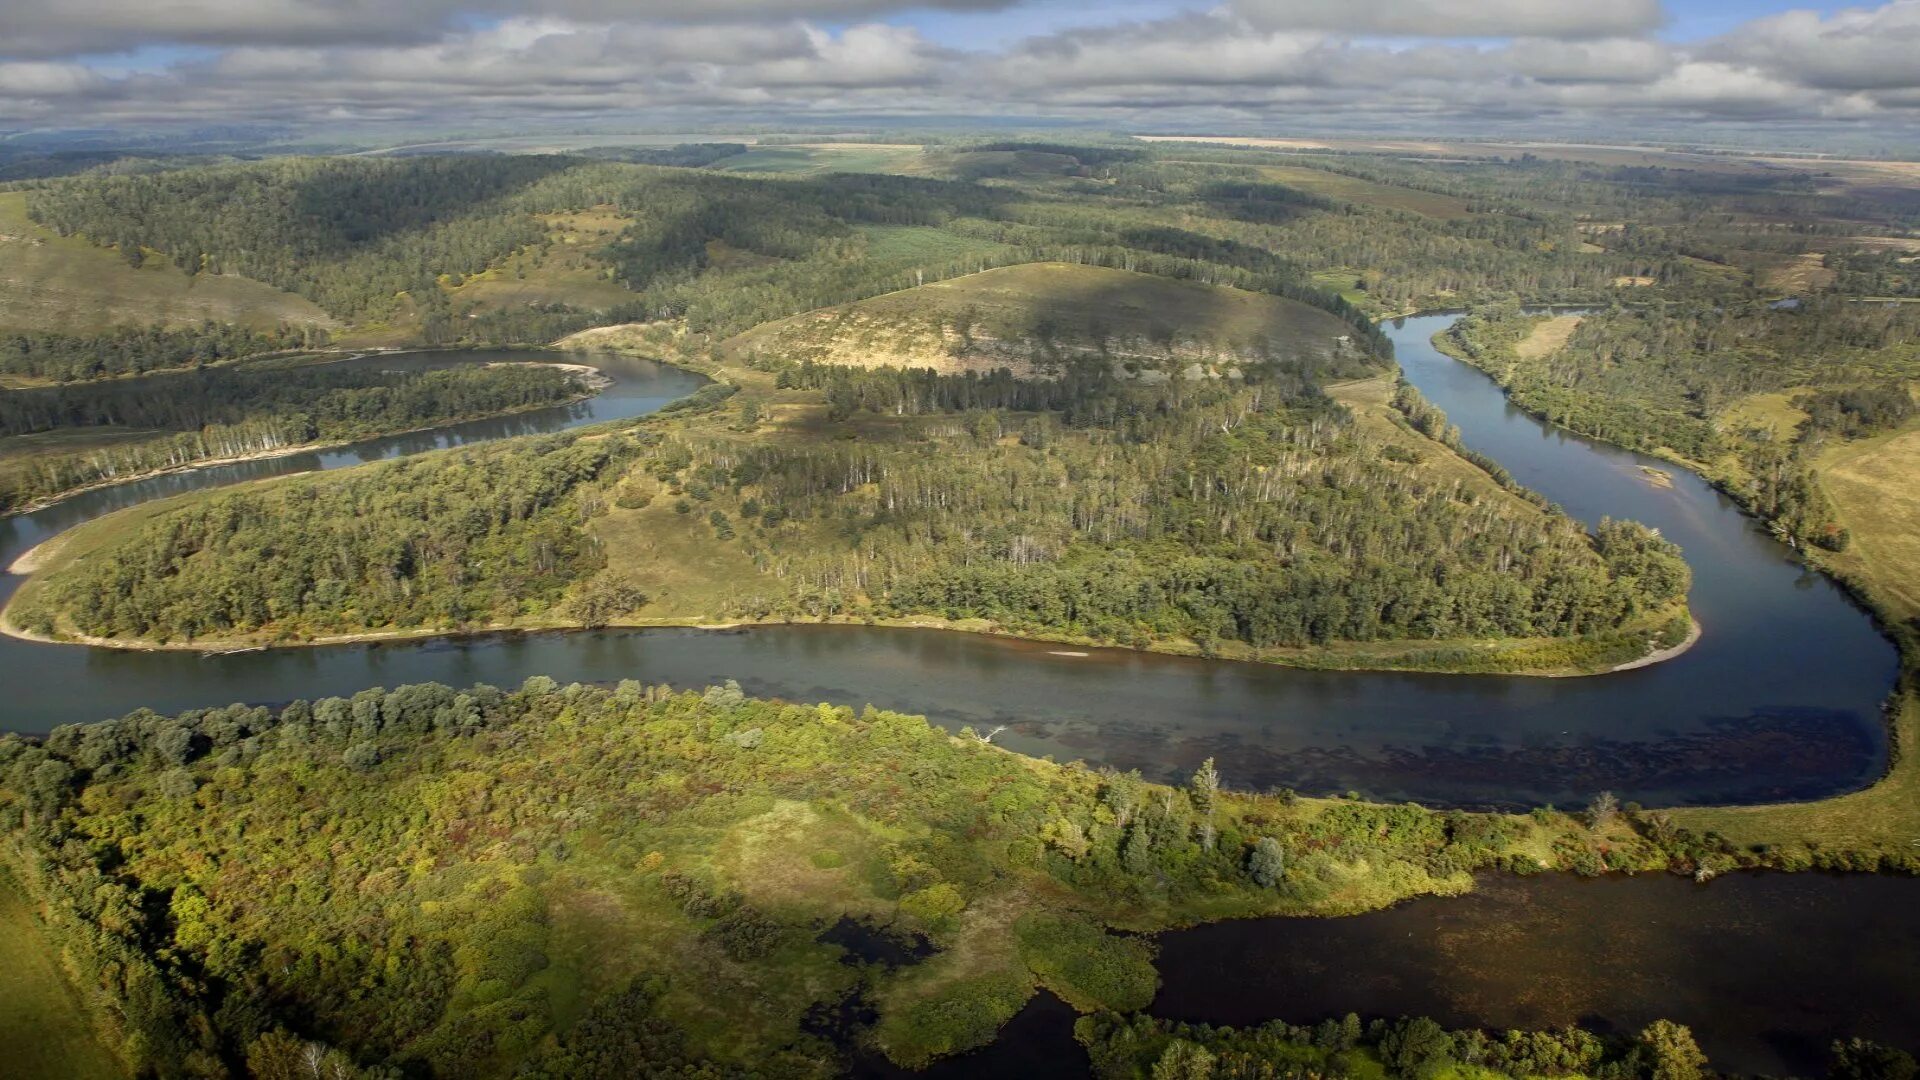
[0,600,1701,678]
[1607,617,1703,673]
[0,367,603,520]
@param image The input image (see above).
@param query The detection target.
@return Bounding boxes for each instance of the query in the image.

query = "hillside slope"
[720,263,1365,379]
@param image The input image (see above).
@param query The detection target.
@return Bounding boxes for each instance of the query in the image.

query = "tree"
[1248,837,1286,887]
[1638,1020,1708,1080]
[1830,1039,1918,1080]
[1587,790,1619,829]
[1152,1039,1217,1080]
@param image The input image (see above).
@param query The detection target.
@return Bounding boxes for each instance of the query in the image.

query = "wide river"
[0,320,1899,810]
[1,324,1912,1074]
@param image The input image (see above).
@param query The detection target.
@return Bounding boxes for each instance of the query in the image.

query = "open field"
[1719,390,1809,438]
[1817,422,1920,624]
[1513,314,1581,359]
[710,143,929,175]
[0,871,123,1080]
[719,262,1358,376]
[0,192,333,334]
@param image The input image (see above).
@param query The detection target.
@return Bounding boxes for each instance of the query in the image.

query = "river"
[0,324,1910,1074]
[0,320,1898,811]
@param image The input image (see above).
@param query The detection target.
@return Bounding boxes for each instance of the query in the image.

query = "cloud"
[1228,0,1666,40]
[1709,1,1920,92]
[0,0,1916,133]
[0,0,1012,59]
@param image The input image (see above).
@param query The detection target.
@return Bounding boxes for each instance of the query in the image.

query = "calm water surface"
[1152,872,1920,1077]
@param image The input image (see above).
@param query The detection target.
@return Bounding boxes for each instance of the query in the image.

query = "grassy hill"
[719,263,1362,378]
[0,192,333,335]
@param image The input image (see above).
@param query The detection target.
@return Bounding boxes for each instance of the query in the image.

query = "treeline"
[0,322,320,382]
[1444,299,1920,549]
[12,433,630,641]
[0,677,1771,1076]
[1079,1011,1748,1080]
[0,364,586,513]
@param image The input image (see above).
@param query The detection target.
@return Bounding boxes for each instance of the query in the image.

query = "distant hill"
[719,262,1366,380]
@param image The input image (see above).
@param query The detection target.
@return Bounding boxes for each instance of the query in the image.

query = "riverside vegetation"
[0,676,1820,1078]
[0,361,591,513]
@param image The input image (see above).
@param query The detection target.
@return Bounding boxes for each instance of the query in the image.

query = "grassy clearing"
[0,871,124,1080]
[1815,422,1920,623]
[710,144,930,176]
[1512,314,1581,360]
[447,208,640,314]
[720,262,1357,376]
[1719,390,1809,439]
[0,192,332,334]
[1249,163,1473,219]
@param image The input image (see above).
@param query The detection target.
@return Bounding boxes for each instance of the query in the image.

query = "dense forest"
[17,146,1693,351]
[0,678,1770,1077]
[10,433,627,640]
[1,323,321,382]
[0,363,588,513]
[1443,300,1920,548]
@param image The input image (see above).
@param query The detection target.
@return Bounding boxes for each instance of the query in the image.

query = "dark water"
[1152,872,1920,1077]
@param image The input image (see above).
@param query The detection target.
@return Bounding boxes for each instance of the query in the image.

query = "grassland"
[1816,421,1920,624]
[0,871,123,1080]
[1512,314,1582,359]
[709,143,930,176]
[719,262,1358,376]
[0,192,332,335]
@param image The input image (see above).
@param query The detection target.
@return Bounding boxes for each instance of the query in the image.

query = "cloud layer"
[0,0,1917,134]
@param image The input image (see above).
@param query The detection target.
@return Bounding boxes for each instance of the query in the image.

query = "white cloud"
[1229,0,1666,40]
[0,0,1916,132]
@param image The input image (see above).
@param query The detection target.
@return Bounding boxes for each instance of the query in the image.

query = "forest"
[0,362,588,513]
[0,677,1784,1077]
[1,323,320,382]
[1443,300,1920,549]
[10,433,627,640]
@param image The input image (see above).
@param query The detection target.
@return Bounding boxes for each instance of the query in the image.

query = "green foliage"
[20,433,630,641]
[0,322,317,382]
[1076,1011,1694,1080]
[0,361,585,511]
[1014,914,1158,1013]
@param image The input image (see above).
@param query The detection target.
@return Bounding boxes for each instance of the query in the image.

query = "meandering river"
[0,320,1898,810]
[1,323,1912,1073]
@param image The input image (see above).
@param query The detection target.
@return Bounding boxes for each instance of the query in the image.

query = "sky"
[1,0,1918,141]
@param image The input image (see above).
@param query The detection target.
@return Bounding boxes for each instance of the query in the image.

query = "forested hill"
[15,145,1677,351]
